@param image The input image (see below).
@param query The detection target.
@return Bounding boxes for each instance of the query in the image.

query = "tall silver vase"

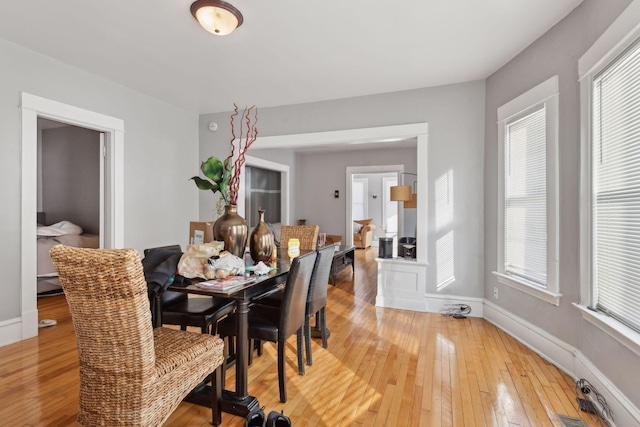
[249,209,275,263]
[213,205,248,258]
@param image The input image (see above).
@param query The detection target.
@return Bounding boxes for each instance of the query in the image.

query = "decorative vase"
[213,205,248,258]
[249,209,275,263]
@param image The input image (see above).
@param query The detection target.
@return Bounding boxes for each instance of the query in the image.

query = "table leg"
[186,299,259,417]
[220,299,259,416]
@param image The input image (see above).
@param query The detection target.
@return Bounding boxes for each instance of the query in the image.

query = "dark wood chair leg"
[248,339,254,365]
[296,328,305,375]
[304,316,313,366]
[256,340,263,356]
[320,308,328,348]
[211,365,222,426]
[221,335,230,390]
[278,341,287,403]
[180,325,187,331]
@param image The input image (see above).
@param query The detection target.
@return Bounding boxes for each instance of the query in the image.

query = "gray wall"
[296,148,416,240]
[0,38,199,322]
[200,80,486,298]
[41,126,100,234]
[484,0,637,403]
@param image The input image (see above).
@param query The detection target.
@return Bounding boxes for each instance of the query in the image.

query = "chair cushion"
[218,305,281,343]
[153,327,224,377]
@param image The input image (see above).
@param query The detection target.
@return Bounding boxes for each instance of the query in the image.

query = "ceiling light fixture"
[191,0,243,36]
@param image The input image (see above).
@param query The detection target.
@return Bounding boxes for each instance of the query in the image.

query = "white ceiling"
[0,0,582,115]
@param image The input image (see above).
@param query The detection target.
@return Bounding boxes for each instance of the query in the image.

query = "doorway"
[350,172,400,246]
[36,118,102,296]
[20,92,124,340]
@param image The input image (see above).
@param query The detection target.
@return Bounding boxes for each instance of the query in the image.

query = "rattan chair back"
[280,225,319,251]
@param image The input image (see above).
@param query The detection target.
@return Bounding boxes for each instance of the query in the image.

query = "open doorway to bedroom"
[21,92,125,341]
[36,118,102,297]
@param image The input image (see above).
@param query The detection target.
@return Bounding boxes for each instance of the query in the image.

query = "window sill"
[573,303,640,358]
[492,271,561,306]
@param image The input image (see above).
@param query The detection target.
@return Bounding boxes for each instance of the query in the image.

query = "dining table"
[167,256,292,417]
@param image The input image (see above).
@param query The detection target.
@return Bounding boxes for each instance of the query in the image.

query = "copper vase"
[213,205,248,258]
[249,209,275,263]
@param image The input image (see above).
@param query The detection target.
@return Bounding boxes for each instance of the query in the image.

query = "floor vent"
[557,414,588,427]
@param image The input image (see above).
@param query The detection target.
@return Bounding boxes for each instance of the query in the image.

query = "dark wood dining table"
[168,256,292,416]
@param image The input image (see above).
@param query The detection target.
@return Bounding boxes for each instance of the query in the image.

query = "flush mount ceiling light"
[191,0,243,36]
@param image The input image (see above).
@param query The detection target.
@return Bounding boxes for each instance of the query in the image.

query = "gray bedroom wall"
[199,80,486,299]
[0,39,199,324]
[41,126,100,234]
[484,0,637,402]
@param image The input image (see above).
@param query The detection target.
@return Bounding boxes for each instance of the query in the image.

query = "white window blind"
[504,106,547,286]
[592,40,640,332]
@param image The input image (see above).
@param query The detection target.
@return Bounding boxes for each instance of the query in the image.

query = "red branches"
[226,103,259,205]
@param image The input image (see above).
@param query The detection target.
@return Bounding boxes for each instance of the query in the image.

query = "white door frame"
[347,166,405,246]
[20,93,124,340]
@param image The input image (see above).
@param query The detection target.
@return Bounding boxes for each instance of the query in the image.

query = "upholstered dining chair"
[253,245,334,366]
[279,225,319,252]
[143,245,235,334]
[50,245,225,427]
[217,251,317,403]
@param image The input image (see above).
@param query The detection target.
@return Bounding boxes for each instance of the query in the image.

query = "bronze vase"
[213,205,248,258]
[249,209,275,263]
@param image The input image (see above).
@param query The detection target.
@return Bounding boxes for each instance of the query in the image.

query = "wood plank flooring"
[0,248,600,426]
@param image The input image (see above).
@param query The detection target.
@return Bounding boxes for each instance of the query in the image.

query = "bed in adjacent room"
[37,219,99,295]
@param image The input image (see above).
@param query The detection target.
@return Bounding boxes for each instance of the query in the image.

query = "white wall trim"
[579,0,640,79]
[493,271,562,306]
[0,317,24,348]
[573,303,640,358]
[485,300,640,427]
[253,123,428,150]
[16,92,124,344]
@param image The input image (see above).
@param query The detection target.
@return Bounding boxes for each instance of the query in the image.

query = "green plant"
[190,156,232,206]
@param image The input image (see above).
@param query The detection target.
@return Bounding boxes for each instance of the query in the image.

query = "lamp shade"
[390,185,412,202]
[404,193,417,209]
[191,0,243,36]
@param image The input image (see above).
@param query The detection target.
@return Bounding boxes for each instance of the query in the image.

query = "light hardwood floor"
[0,248,600,426]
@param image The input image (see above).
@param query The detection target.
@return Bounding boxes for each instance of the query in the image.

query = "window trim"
[495,75,561,305]
[578,0,640,349]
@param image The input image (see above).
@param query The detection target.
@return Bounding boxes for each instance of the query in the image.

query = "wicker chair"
[280,225,319,252]
[50,245,225,427]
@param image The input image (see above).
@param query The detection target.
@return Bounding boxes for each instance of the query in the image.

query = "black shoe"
[245,406,266,427]
[266,410,291,427]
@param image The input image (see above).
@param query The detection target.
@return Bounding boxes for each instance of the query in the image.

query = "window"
[494,76,560,305]
[589,40,640,332]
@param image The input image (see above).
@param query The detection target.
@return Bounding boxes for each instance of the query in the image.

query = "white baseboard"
[375,295,425,312]
[0,317,25,347]
[484,300,640,427]
[376,293,484,316]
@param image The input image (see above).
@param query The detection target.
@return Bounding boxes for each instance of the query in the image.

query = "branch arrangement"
[225,103,259,205]
[190,104,258,213]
